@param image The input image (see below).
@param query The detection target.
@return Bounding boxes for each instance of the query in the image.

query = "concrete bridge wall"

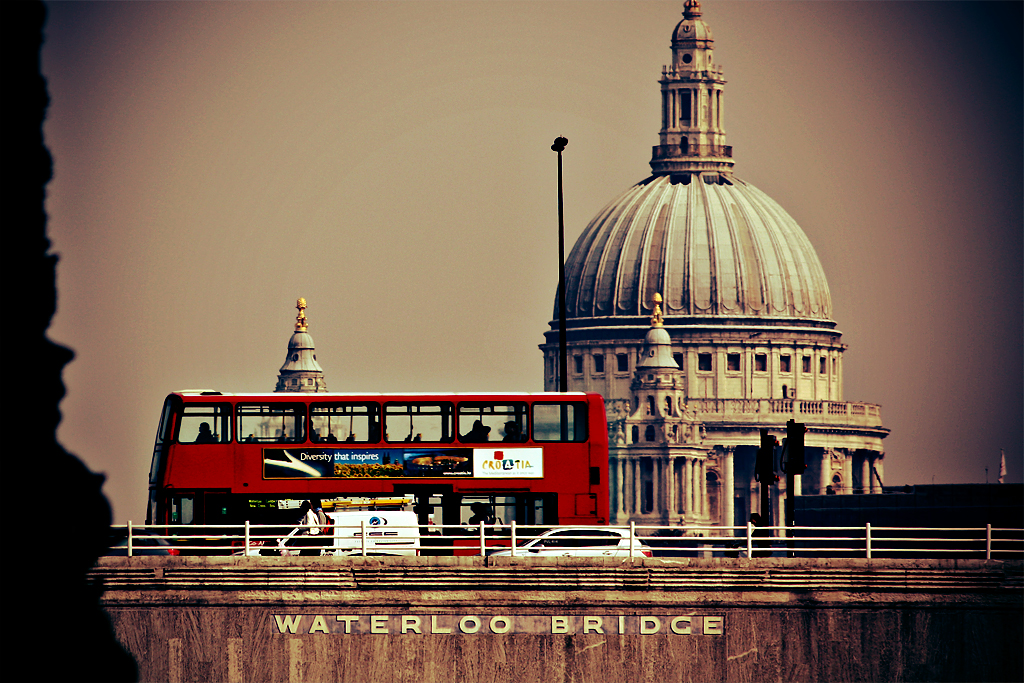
[88,557,1023,683]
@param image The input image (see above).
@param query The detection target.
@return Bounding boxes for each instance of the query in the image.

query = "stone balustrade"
[686,398,884,428]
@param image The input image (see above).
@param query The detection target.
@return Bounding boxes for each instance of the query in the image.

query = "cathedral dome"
[561,174,833,325]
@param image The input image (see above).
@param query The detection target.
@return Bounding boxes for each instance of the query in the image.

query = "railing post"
[510,521,517,558]
[629,521,636,559]
[746,523,753,559]
[244,520,250,555]
[479,523,486,557]
[360,520,367,556]
[866,522,872,559]
[127,520,133,557]
[986,523,992,560]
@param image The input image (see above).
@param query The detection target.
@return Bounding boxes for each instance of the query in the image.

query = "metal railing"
[103,522,1024,560]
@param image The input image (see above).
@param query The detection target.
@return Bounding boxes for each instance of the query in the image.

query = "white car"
[488,527,652,558]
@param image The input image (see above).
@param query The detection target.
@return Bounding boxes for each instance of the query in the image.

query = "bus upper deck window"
[458,402,529,443]
[237,404,306,443]
[532,402,588,442]
[383,403,454,443]
[311,403,380,443]
[177,403,233,444]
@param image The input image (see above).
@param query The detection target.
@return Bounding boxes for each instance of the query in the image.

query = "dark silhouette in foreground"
[2,3,137,681]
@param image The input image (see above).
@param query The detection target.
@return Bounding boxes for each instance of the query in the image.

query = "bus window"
[177,404,232,444]
[383,403,454,443]
[237,403,306,443]
[458,402,528,443]
[532,402,588,442]
[311,403,380,443]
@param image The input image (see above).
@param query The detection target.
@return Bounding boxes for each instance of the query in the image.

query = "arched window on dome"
[665,397,673,415]
[646,396,655,416]
[645,425,656,442]
[631,426,640,444]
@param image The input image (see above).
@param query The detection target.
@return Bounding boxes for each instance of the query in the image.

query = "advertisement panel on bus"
[263,447,544,479]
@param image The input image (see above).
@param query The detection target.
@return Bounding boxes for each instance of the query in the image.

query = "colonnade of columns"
[611,452,719,523]
[818,449,884,494]
[862,454,884,493]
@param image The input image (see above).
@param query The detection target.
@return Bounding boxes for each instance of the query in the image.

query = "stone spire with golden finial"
[275,297,328,392]
[637,293,677,369]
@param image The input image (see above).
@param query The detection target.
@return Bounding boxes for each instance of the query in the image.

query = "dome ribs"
[745,182,800,316]
[641,184,673,317]
[728,199,767,316]
[664,180,689,316]
[613,183,659,315]
[707,182,741,314]
[692,178,716,314]
[746,180,832,320]
[558,175,833,327]
[595,186,646,317]
[567,194,622,318]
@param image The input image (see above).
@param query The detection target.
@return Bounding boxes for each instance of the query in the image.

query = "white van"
[324,510,420,556]
[244,510,420,557]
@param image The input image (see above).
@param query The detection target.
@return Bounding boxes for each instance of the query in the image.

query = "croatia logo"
[473,448,543,478]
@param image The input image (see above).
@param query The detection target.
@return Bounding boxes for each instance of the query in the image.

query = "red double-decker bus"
[147,391,609,535]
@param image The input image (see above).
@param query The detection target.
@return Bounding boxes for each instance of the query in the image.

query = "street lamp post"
[551,136,569,392]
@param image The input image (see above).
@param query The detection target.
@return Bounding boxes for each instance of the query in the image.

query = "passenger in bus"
[502,421,525,443]
[468,502,496,526]
[343,433,355,443]
[413,433,422,442]
[462,420,491,443]
[194,422,217,444]
[324,432,338,442]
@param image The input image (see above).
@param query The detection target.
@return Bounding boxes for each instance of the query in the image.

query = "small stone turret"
[274,298,328,393]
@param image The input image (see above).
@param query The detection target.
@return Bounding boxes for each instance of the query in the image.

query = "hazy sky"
[42,1,1021,523]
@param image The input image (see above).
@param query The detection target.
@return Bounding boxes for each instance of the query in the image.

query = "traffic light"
[755,429,778,483]
[786,419,807,472]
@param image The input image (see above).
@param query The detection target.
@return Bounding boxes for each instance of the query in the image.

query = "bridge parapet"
[91,557,1022,682]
